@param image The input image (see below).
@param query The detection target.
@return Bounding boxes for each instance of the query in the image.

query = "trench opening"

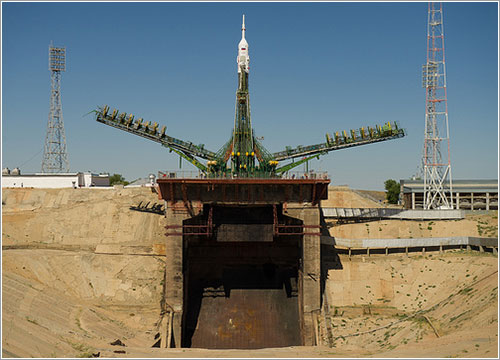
[182,205,302,349]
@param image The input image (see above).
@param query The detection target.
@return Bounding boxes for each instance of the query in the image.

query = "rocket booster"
[237,15,249,73]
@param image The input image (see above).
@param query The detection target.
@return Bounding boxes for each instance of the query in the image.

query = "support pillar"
[456,192,460,209]
[471,193,474,210]
[288,205,321,346]
[412,192,416,210]
[302,205,320,346]
[486,193,490,211]
[164,204,191,348]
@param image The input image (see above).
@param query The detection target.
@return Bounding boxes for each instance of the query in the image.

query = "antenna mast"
[421,2,453,209]
[42,43,69,173]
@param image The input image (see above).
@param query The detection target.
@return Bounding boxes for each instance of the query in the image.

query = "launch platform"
[157,176,329,348]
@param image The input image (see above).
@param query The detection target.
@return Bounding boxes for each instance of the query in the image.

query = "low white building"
[2,168,110,188]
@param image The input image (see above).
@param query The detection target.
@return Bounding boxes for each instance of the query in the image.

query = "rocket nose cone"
[238,38,248,48]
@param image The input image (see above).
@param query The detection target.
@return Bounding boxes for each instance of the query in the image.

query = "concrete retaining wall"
[322,236,497,249]
[322,207,465,220]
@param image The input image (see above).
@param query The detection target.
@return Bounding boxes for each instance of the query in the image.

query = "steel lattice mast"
[421,2,453,209]
[41,43,69,173]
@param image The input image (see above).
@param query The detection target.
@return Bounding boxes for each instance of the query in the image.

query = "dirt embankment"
[3,249,496,358]
[2,249,166,358]
[1,186,498,358]
[321,187,386,208]
[2,187,166,247]
[320,252,498,358]
[2,187,168,357]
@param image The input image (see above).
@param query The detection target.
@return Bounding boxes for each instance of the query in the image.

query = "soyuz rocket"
[231,14,254,172]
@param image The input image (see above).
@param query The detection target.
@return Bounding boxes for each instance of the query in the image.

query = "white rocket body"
[237,15,249,73]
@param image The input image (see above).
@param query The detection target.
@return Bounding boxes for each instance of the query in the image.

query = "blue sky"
[2,2,498,190]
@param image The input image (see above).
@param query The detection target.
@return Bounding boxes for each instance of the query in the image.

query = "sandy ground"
[2,249,496,358]
[322,252,498,358]
[321,187,386,208]
[1,186,498,358]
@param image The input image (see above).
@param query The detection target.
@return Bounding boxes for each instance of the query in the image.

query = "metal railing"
[272,122,405,161]
[157,170,330,180]
[95,106,217,160]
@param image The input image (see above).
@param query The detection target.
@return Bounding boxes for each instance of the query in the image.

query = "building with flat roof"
[400,179,498,210]
[2,168,109,188]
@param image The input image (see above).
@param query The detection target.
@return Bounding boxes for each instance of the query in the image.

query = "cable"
[18,148,43,168]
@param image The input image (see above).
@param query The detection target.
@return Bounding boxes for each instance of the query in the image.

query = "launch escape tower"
[421,2,453,209]
[94,16,405,178]
[42,43,69,173]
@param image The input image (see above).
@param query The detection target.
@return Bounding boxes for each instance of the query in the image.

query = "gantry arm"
[166,147,208,172]
[95,105,218,161]
[271,122,405,162]
[275,154,320,174]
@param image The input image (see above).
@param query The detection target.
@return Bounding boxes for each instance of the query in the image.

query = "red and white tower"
[421,2,453,209]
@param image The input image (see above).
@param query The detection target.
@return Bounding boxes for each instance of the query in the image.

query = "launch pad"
[94,14,405,349]
[157,177,329,348]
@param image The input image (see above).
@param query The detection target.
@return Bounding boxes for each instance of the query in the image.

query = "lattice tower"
[41,44,69,173]
[421,2,453,209]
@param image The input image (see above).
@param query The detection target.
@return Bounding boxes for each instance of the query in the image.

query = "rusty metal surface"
[157,178,330,185]
[189,287,300,349]
[157,178,329,205]
[216,224,273,242]
[181,207,304,349]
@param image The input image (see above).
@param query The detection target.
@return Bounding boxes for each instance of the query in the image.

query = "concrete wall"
[322,207,465,220]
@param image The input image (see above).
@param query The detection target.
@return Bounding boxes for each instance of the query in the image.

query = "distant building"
[125,174,156,188]
[400,179,498,210]
[82,172,109,187]
[1,168,110,188]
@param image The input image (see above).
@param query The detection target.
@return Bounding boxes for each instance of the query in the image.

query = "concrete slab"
[322,207,465,220]
[323,236,498,249]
